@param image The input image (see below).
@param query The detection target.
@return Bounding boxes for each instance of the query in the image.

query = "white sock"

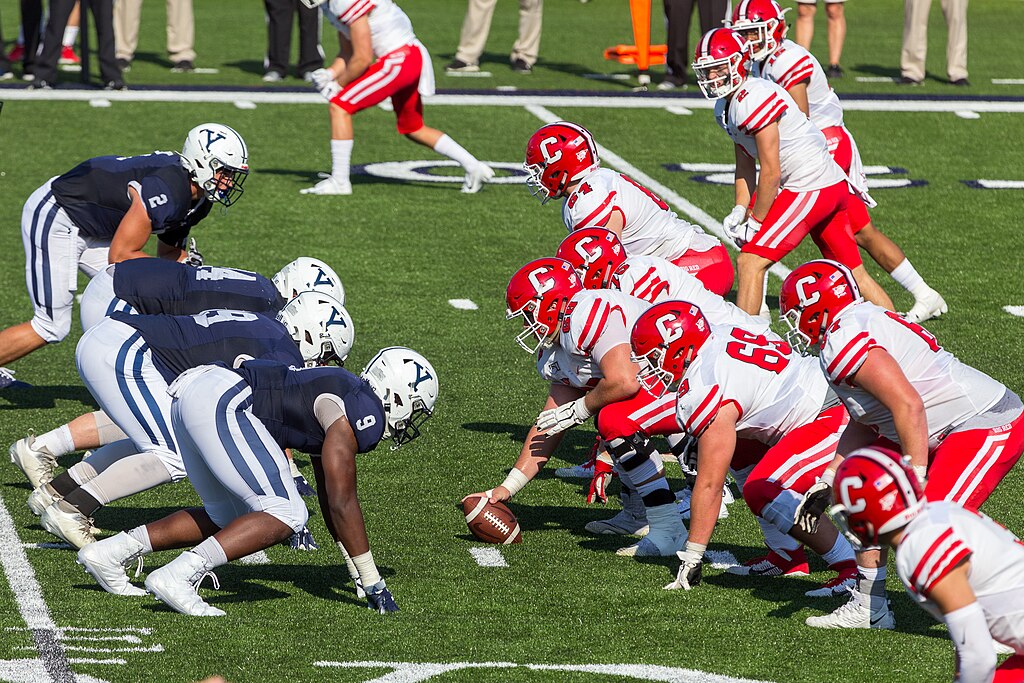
[820,534,855,566]
[432,134,479,172]
[37,425,76,457]
[336,541,360,580]
[858,565,888,612]
[889,259,928,297]
[62,26,79,48]
[192,537,228,568]
[126,526,154,554]
[645,502,685,538]
[17,27,24,45]
[330,139,353,183]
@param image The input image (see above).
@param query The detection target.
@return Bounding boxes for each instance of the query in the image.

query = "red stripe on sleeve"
[779,66,815,90]
[574,191,618,229]
[745,102,788,134]
[826,332,870,376]
[777,57,813,86]
[340,0,375,23]
[738,93,780,131]
[686,385,722,436]
[921,544,972,593]
[909,528,954,589]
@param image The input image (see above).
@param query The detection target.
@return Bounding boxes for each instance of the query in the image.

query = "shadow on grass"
[0,385,98,411]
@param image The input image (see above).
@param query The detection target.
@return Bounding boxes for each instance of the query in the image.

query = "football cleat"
[27,482,60,517]
[725,549,810,577]
[300,173,352,195]
[675,485,732,520]
[40,501,97,549]
[804,564,858,598]
[145,551,225,617]
[585,509,650,537]
[805,589,895,630]
[461,164,494,194]
[59,45,81,66]
[902,288,948,324]
[554,461,595,479]
[0,367,19,390]
[77,532,148,596]
[10,435,58,488]
[615,532,686,557]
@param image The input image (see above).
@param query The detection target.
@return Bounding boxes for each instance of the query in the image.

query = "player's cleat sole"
[725,549,810,577]
[805,591,895,629]
[615,533,685,557]
[300,174,352,195]
[554,462,595,479]
[77,532,148,596]
[461,164,494,194]
[902,288,947,324]
[40,502,96,549]
[27,482,60,517]
[585,510,649,537]
[10,435,58,489]
[145,552,225,617]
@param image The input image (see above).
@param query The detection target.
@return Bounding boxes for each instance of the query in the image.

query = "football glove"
[586,451,615,505]
[722,204,746,236]
[728,216,762,248]
[310,68,341,101]
[184,237,204,267]
[289,526,319,551]
[665,544,704,591]
[795,480,833,535]
[293,473,316,497]
[536,397,592,435]
[365,579,399,614]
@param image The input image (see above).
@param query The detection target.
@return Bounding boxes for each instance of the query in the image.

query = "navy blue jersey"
[234,359,386,455]
[50,152,211,243]
[113,259,286,316]
[111,310,302,384]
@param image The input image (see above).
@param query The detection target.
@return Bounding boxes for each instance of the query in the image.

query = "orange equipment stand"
[603,0,666,87]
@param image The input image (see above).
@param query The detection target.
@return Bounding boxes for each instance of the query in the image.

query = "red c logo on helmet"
[838,476,867,514]
[574,237,596,263]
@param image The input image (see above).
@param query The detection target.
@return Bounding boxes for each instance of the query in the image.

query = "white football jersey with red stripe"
[755,40,844,130]
[675,326,830,444]
[714,78,847,193]
[612,255,770,334]
[821,302,1005,449]
[897,501,1024,647]
[560,289,650,365]
[536,344,601,389]
[561,168,713,261]
[324,0,416,56]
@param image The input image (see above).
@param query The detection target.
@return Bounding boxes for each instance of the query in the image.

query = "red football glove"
[587,451,616,505]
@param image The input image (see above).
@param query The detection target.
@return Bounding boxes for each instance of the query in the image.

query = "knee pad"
[760,490,802,536]
[609,434,670,505]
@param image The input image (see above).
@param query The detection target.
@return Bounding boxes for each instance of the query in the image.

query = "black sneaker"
[170,60,194,73]
[898,75,922,86]
[445,59,479,73]
[511,58,532,74]
[826,63,844,79]
[950,77,970,87]
[104,80,126,91]
[28,79,53,90]
[115,58,132,72]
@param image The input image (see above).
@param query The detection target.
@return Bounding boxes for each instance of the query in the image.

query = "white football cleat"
[805,589,895,630]
[145,551,225,617]
[585,509,650,537]
[77,532,148,596]
[902,287,947,324]
[461,163,494,194]
[615,532,686,557]
[300,173,352,196]
[554,461,595,479]
[27,482,60,517]
[675,486,731,520]
[39,501,96,549]
[9,435,58,488]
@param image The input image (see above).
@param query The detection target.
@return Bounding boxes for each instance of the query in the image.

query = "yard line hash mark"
[469,547,508,567]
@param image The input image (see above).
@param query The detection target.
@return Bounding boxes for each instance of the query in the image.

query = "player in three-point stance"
[0,123,249,388]
[301,0,493,195]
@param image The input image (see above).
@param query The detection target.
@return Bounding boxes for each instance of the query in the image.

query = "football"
[462,496,523,544]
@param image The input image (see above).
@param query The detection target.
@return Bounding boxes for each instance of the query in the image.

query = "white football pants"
[79,264,136,332]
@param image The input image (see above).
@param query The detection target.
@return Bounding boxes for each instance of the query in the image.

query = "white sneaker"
[28,482,60,516]
[554,462,595,479]
[300,173,352,195]
[145,551,225,617]
[40,501,96,549]
[805,589,895,629]
[461,164,494,194]
[77,532,148,596]
[10,435,58,488]
[902,287,947,324]
[676,486,730,520]
[615,532,686,557]
[585,509,649,536]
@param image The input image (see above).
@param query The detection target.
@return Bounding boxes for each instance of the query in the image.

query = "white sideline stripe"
[62,635,142,644]
[978,180,1024,189]
[524,104,792,281]
[993,79,1024,85]
[1003,306,1024,317]
[854,76,896,83]
[448,298,478,310]
[955,110,981,119]
[20,644,164,653]
[8,627,154,634]
[67,658,125,665]
[468,547,508,568]
[191,68,221,74]
[4,88,1024,113]
[583,73,633,81]
[22,542,73,550]
[666,106,693,115]
[445,71,493,78]
[234,100,257,109]
[705,549,741,570]
[238,550,270,565]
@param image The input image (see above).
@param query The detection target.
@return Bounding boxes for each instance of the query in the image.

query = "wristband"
[500,468,530,497]
[912,465,927,483]
[819,468,836,487]
[685,541,707,556]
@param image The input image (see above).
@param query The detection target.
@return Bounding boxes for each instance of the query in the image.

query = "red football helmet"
[732,0,788,62]
[506,257,583,353]
[779,259,861,354]
[832,446,925,548]
[555,228,626,290]
[524,121,600,203]
[692,28,752,100]
[630,300,712,397]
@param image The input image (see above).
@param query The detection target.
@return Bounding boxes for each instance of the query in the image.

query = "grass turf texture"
[0,2,1023,682]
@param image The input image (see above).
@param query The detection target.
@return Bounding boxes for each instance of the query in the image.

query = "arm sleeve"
[314,393,348,432]
[944,602,997,683]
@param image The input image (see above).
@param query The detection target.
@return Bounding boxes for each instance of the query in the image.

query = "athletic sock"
[37,424,75,458]
[192,537,228,568]
[330,139,352,183]
[79,452,173,509]
[126,526,154,553]
[890,258,928,297]
[858,565,888,612]
[62,25,78,48]
[432,134,479,172]
[820,534,856,567]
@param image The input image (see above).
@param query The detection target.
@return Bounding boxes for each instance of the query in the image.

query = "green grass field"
[1,1,1024,682]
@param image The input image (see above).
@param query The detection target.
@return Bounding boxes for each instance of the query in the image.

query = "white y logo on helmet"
[539,136,562,165]
[527,267,555,295]
[656,313,682,344]
[795,276,820,307]
[202,128,227,151]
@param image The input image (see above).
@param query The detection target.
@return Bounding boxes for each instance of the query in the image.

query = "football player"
[32,293,353,548]
[0,123,248,386]
[832,447,1024,680]
[525,121,734,296]
[691,29,891,317]
[630,301,859,596]
[11,256,346,490]
[464,257,689,557]
[300,0,493,195]
[732,0,946,323]
[780,259,1024,629]
[76,348,438,616]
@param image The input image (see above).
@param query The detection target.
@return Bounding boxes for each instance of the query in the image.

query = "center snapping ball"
[462,496,523,544]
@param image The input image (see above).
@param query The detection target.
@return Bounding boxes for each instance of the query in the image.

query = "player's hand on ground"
[365,580,399,614]
[665,546,704,591]
[795,480,833,534]
[289,526,319,551]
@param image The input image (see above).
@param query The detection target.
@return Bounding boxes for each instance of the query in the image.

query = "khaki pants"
[114,0,195,63]
[454,0,542,67]
[900,0,967,82]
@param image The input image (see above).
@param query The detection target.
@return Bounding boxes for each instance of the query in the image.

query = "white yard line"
[468,547,508,568]
[1003,306,1024,317]
[448,299,479,310]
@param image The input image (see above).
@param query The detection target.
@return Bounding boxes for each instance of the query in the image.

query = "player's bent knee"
[264,496,309,533]
[742,478,783,517]
[759,490,802,535]
[595,409,638,442]
[31,314,70,344]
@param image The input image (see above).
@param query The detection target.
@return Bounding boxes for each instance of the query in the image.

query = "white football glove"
[730,215,762,248]
[183,237,203,267]
[310,68,341,101]
[665,542,705,591]
[722,204,746,237]
[536,397,592,435]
